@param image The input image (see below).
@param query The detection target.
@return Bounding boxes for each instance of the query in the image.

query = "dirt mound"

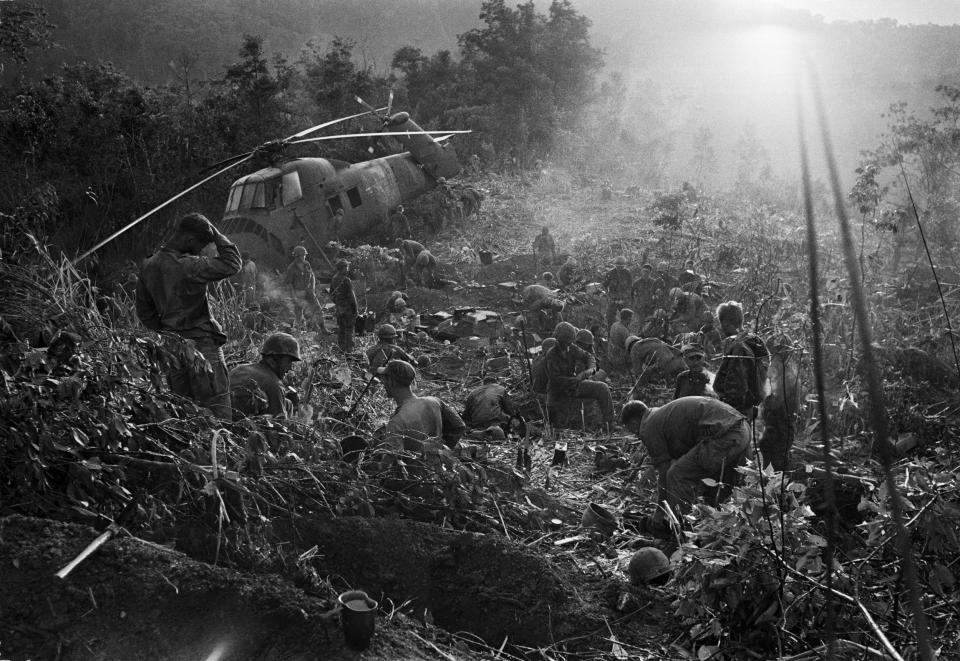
[0,516,454,661]
[268,517,602,649]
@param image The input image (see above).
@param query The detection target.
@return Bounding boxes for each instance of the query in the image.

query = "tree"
[0,1,54,68]
[220,34,294,147]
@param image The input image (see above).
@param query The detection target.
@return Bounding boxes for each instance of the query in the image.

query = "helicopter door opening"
[327,196,344,215]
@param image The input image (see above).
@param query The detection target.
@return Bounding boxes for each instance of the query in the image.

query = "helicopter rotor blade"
[198,150,254,176]
[73,154,254,264]
[285,107,388,142]
[288,130,471,145]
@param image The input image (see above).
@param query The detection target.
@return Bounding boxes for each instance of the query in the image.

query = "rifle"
[347,373,378,417]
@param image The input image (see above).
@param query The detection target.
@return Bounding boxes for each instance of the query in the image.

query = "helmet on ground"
[261,332,301,361]
[575,329,594,347]
[615,255,627,266]
[378,324,398,339]
[628,547,672,585]
[292,245,307,258]
[554,321,577,344]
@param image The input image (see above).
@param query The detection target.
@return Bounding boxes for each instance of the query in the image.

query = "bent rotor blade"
[73,154,254,264]
[285,107,388,142]
[288,130,472,145]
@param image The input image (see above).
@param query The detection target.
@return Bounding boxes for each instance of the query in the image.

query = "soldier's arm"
[186,230,242,282]
[134,276,162,331]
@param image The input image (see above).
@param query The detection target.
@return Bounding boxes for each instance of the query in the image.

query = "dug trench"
[1,514,604,659]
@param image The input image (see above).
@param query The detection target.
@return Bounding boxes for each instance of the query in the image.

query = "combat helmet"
[628,547,672,586]
[377,324,398,339]
[615,255,627,266]
[575,328,594,347]
[261,332,302,361]
[292,245,307,259]
[554,321,577,344]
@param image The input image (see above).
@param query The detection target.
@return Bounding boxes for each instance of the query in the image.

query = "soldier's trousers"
[166,338,231,422]
[546,379,614,426]
[653,420,750,525]
[336,312,356,352]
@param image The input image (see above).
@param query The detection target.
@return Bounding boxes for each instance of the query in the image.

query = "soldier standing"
[607,308,634,372]
[532,226,557,269]
[330,258,358,352]
[631,263,661,320]
[135,212,241,421]
[603,256,634,326]
[713,301,770,419]
[388,205,411,242]
[283,246,328,333]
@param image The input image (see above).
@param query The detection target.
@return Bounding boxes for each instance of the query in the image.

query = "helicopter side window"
[281,172,302,206]
[346,187,362,208]
[250,182,266,208]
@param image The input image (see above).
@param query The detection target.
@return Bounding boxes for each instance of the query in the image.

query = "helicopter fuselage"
[219,112,459,269]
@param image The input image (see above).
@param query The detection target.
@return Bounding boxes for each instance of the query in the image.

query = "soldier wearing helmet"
[607,308,634,372]
[136,212,241,421]
[390,297,420,333]
[603,255,634,326]
[621,396,749,537]
[229,332,302,419]
[378,359,465,453]
[365,324,413,373]
[388,204,411,242]
[544,322,615,433]
[283,245,329,333]
[631,263,661,320]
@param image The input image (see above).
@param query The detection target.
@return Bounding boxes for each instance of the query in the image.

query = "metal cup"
[338,590,378,651]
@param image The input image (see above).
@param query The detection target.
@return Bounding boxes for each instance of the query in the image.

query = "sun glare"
[732,25,800,82]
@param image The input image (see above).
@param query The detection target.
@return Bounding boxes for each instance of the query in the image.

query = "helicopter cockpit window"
[346,186,362,208]
[226,184,242,213]
[281,172,302,206]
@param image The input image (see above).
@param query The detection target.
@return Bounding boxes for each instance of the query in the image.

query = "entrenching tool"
[56,491,142,579]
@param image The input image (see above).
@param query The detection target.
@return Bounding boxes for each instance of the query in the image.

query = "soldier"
[669,288,707,334]
[678,259,702,292]
[604,256,634,326]
[414,248,437,288]
[378,359,466,452]
[607,308,634,372]
[232,252,258,305]
[621,396,749,536]
[388,205,411,242]
[463,375,516,428]
[390,298,420,334]
[545,322,615,433]
[656,262,679,309]
[330,258,358,352]
[520,281,564,333]
[365,324,413,373]
[331,208,345,242]
[558,256,582,289]
[631,263,661,320]
[713,301,769,418]
[532,226,557,268]
[136,212,240,421]
[283,246,329,333]
[673,343,715,399]
[229,333,301,419]
[396,238,425,287]
[530,337,557,397]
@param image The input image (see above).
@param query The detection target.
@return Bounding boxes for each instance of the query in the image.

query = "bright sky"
[741,0,960,24]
